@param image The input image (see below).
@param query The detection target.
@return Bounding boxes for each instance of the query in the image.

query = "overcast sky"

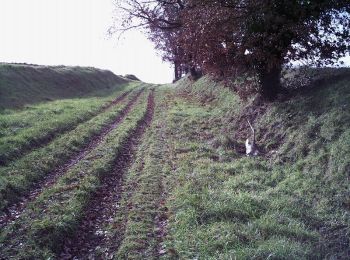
[0,0,174,83]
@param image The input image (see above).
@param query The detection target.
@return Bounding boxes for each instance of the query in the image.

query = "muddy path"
[0,89,144,228]
[60,91,155,260]
[0,89,133,167]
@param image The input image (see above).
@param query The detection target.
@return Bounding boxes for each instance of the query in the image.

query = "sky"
[0,0,174,83]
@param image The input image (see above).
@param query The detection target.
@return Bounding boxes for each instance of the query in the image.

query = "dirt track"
[60,91,155,259]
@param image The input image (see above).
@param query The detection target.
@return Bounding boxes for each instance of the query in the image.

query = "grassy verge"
[162,76,350,259]
[0,91,152,259]
[0,88,143,212]
[0,82,140,165]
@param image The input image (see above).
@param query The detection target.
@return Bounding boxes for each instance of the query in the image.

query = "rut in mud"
[0,89,144,228]
[60,91,155,259]
[0,89,132,167]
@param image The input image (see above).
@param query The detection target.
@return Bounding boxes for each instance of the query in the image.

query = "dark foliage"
[117,0,350,100]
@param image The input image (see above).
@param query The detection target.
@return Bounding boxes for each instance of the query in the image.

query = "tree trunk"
[174,62,180,81]
[189,66,201,80]
[259,65,282,101]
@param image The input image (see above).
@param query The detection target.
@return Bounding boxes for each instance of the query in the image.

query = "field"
[0,64,349,259]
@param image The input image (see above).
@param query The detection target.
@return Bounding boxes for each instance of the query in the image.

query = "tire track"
[60,90,155,260]
[0,89,132,167]
[0,89,144,229]
[153,123,174,258]
[154,181,169,257]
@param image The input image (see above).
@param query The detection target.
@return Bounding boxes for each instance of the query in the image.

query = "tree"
[117,0,350,100]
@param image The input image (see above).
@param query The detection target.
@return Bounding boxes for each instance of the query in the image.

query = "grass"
[160,73,350,259]
[0,90,152,259]
[0,82,140,165]
[0,64,348,259]
[0,63,130,109]
[111,89,173,259]
[0,88,143,212]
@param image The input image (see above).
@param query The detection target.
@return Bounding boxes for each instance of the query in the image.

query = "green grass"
[160,74,350,259]
[0,88,143,212]
[0,83,140,165]
[0,63,130,109]
[0,64,348,259]
[0,91,151,259]
[112,89,173,259]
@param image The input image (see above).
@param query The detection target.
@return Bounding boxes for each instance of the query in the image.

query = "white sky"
[0,0,174,83]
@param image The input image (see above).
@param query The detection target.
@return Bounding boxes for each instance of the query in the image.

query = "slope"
[159,70,350,259]
[0,63,129,109]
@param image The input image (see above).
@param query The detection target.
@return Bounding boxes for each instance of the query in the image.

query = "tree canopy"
[117,0,350,100]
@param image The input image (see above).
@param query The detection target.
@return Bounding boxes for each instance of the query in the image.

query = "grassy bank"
[0,63,129,109]
[162,72,350,259]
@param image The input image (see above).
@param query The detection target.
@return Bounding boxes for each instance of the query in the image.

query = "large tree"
[117,0,350,100]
